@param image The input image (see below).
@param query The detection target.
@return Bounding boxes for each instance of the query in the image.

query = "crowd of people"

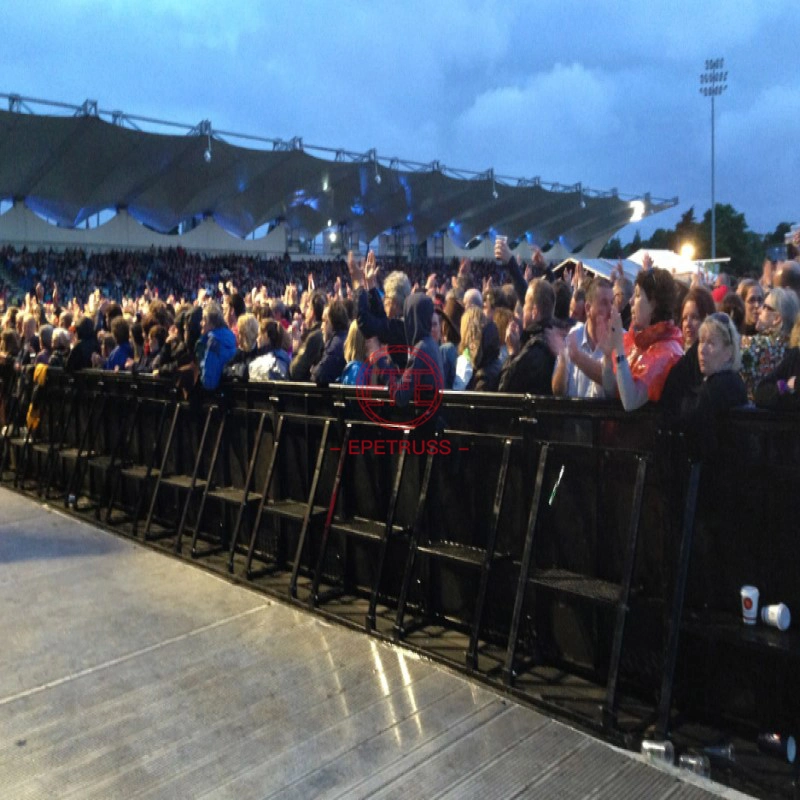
[2,236,800,453]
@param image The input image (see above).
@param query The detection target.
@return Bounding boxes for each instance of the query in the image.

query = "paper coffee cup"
[641,739,674,765]
[678,753,710,777]
[740,585,759,625]
[761,603,791,631]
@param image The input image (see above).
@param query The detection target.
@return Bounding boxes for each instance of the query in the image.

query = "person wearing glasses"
[755,315,800,410]
[739,287,799,402]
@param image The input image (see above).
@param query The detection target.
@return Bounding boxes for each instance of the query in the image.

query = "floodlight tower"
[700,58,728,261]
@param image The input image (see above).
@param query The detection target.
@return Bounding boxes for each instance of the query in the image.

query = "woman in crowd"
[492,306,514,364]
[224,312,259,380]
[661,285,716,412]
[721,292,745,334]
[0,329,20,363]
[601,267,683,410]
[35,325,53,366]
[736,279,764,336]
[672,312,748,457]
[248,319,291,382]
[755,315,800,410]
[453,306,483,391]
[65,316,99,372]
[438,296,463,391]
[338,320,367,385]
[680,285,716,352]
[467,320,502,392]
[740,286,799,402]
[47,329,71,369]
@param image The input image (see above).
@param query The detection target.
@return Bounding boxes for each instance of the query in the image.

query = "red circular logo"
[744,598,753,610]
[355,344,443,429]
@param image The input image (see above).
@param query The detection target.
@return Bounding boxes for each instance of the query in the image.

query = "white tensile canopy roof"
[0,96,678,255]
[553,257,639,282]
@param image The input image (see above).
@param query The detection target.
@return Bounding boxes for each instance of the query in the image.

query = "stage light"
[203,148,212,163]
[375,171,382,185]
[680,242,696,260]
[329,231,337,242]
[327,219,332,227]
[629,200,645,222]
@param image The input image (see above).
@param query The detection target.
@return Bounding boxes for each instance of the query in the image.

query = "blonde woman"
[453,306,483,391]
[338,320,367,385]
[676,313,747,457]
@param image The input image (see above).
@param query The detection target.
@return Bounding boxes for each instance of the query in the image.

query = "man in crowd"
[197,302,236,390]
[498,279,556,395]
[550,277,614,398]
[349,250,410,369]
[289,290,326,381]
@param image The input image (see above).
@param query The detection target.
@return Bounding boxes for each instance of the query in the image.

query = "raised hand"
[642,252,654,272]
[575,260,585,287]
[364,250,379,288]
[494,238,512,264]
[425,273,438,296]
[347,250,365,290]
[505,318,521,356]
[545,325,566,358]
[760,258,774,290]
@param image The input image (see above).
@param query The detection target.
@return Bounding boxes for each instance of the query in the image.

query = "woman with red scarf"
[601,265,683,410]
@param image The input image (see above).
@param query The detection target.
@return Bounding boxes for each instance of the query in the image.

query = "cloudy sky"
[3,0,796,244]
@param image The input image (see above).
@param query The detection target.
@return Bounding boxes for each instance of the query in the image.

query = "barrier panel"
[2,367,798,797]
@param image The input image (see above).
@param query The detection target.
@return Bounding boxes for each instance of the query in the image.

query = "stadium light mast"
[700,58,728,261]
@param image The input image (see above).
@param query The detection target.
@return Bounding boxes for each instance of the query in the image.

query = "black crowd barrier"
[2,365,799,797]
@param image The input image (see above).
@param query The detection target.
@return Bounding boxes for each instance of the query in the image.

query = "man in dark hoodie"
[392,293,444,409]
[65,316,99,372]
[498,280,556,395]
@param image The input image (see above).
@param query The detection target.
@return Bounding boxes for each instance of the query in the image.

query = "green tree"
[763,222,792,248]
[599,236,623,259]
[646,228,673,250]
[673,208,699,251]
[623,231,642,257]
[698,204,762,277]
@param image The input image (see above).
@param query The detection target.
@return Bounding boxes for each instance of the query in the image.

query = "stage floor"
[0,487,748,799]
